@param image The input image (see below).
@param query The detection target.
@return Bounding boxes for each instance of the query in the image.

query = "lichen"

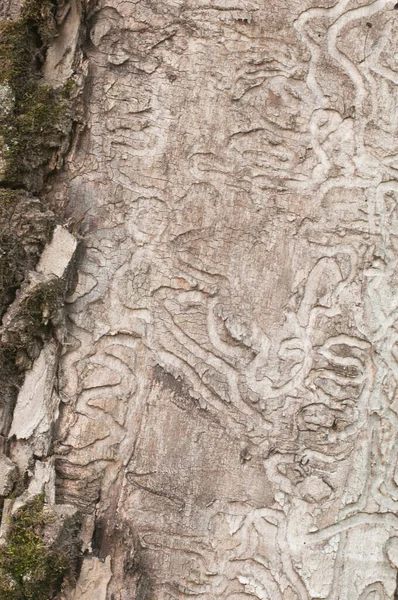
[0,495,72,600]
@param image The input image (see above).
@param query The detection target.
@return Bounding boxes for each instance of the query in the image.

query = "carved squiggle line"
[153,293,270,428]
[309,511,398,542]
[294,0,352,107]
[375,180,398,246]
[154,346,268,441]
[235,508,310,600]
[237,561,283,600]
[278,518,311,600]
[327,0,393,153]
[247,248,359,404]
[327,529,348,600]
[207,298,251,366]
[317,176,375,205]
[362,20,393,124]
[59,321,96,402]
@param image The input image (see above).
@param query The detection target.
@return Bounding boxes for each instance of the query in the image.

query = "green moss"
[0,233,25,316]
[1,84,71,190]
[8,472,29,501]
[0,496,71,600]
[0,0,57,91]
[1,277,66,357]
[0,190,19,206]
[25,277,64,328]
[20,0,57,45]
[0,0,74,190]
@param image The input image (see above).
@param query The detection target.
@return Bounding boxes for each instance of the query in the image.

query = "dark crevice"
[91,516,106,558]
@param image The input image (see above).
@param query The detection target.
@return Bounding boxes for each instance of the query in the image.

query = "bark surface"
[3,0,398,599]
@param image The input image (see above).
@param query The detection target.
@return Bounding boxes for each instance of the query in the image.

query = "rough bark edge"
[0,0,85,421]
[0,1,86,594]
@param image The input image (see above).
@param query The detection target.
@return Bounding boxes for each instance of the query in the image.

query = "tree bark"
[3,0,398,599]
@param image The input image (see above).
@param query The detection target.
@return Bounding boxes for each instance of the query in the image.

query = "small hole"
[366,21,372,28]
[395,2,398,9]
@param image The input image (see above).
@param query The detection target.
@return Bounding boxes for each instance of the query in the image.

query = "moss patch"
[0,189,55,318]
[0,496,72,600]
[0,233,25,316]
[0,0,75,191]
[1,276,66,368]
[0,84,72,191]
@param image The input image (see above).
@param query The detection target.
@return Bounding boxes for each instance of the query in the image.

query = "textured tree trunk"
[2,0,398,599]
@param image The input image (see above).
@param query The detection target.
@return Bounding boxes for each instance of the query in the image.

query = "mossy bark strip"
[0,0,77,191]
[0,495,81,600]
[0,0,83,437]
